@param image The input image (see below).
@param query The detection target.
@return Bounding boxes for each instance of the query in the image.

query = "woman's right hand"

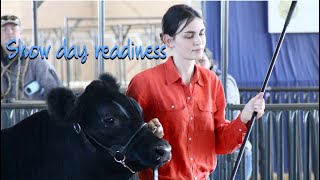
[147,118,164,138]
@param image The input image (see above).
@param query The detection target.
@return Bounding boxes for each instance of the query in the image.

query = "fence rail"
[239,87,319,104]
[213,103,319,180]
[1,102,319,180]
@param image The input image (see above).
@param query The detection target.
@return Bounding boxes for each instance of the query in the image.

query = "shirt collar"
[164,56,204,87]
[193,64,204,87]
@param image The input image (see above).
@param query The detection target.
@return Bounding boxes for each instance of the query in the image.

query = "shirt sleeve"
[214,79,247,154]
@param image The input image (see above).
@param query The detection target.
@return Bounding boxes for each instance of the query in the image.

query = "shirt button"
[209,106,212,110]
[190,157,193,161]
[171,105,175,109]
[239,129,242,132]
[187,97,191,100]
[194,178,198,180]
[190,117,193,120]
[189,137,192,141]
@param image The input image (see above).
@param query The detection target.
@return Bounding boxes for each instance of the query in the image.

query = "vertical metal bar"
[32,1,38,46]
[220,0,229,100]
[280,112,284,180]
[252,118,258,180]
[93,33,98,79]
[151,24,156,67]
[73,43,78,82]
[266,113,274,180]
[97,0,105,77]
[288,111,293,180]
[275,112,280,179]
[120,25,126,86]
[260,114,266,179]
[292,111,297,180]
[58,28,64,84]
[117,25,122,83]
[276,112,284,180]
[226,154,232,178]
[312,111,319,180]
[296,111,303,179]
[303,112,311,180]
[201,1,207,19]
[65,17,70,88]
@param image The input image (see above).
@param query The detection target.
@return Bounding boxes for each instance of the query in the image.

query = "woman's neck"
[172,56,195,85]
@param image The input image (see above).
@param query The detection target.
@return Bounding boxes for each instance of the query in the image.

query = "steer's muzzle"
[152,140,172,166]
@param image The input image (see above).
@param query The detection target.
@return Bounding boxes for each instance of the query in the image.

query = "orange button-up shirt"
[126,57,248,180]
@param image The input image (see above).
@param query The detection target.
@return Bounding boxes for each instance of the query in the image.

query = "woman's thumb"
[255,92,264,99]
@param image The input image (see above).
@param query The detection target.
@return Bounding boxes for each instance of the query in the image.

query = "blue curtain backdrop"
[205,1,319,87]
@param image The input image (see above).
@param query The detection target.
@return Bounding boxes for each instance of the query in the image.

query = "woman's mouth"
[193,49,203,53]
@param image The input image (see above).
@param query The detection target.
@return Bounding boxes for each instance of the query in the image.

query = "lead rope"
[20,58,29,99]
[1,56,29,100]
[153,167,159,180]
[15,57,21,99]
[1,60,15,98]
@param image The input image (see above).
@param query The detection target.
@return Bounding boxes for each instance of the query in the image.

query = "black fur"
[1,73,171,180]
[99,73,120,91]
[47,87,76,123]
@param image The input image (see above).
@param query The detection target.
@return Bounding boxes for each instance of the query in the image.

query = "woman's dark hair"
[160,4,203,42]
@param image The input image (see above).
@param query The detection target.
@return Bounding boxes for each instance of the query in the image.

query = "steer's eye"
[104,118,114,123]
[103,117,115,125]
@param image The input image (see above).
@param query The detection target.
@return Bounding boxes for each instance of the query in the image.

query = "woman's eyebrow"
[184,31,195,34]
[184,28,206,34]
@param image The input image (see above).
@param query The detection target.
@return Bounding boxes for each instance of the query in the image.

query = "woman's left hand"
[240,92,265,124]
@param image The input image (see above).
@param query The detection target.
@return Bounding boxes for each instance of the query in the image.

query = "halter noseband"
[74,122,147,173]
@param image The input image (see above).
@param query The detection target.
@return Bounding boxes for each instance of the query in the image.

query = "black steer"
[1,73,171,180]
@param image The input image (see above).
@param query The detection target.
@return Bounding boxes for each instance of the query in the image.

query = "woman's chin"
[192,54,204,60]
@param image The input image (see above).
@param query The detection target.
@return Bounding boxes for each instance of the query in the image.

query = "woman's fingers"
[147,118,164,138]
[241,93,266,123]
[253,97,265,119]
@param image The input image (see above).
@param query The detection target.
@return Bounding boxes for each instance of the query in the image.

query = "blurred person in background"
[1,15,61,101]
[196,47,252,180]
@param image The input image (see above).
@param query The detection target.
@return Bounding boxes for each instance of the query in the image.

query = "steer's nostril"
[154,146,165,157]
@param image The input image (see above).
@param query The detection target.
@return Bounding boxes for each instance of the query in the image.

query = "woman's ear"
[162,34,175,48]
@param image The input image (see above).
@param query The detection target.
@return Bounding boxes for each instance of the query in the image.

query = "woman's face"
[196,53,211,70]
[171,17,206,61]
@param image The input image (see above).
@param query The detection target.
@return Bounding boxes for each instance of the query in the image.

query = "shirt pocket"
[156,100,186,133]
[197,101,216,113]
[196,101,216,131]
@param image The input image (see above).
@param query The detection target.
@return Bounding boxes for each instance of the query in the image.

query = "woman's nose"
[193,36,201,46]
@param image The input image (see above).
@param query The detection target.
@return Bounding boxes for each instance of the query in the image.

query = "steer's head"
[47,73,171,174]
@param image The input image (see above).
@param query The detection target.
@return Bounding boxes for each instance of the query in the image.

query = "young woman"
[127,4,265,180]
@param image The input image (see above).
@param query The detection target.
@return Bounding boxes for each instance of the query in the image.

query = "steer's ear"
[47,87,76,122]
[98,73,120,92]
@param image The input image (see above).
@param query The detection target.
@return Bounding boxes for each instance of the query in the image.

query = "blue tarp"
[205,1,319,87]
